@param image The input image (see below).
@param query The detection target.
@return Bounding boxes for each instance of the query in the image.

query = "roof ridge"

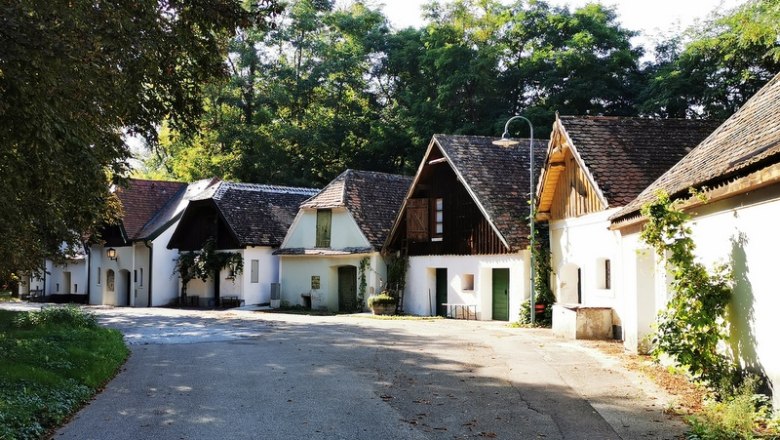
[221,181,319,195]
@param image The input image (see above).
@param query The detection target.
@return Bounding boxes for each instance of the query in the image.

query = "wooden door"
[338,266,357,312]
[492,268,509,321]
[63,272,71,294]
[435,268,447,316]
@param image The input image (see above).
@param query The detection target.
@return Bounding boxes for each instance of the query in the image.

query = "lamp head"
[107,247,117,260]
[492,132,520,147]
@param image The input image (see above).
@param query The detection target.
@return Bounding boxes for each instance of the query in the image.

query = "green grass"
[0,306,129,440]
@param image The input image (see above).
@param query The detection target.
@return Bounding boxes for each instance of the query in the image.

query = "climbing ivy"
[640,190,738,396]
[173,237,243,302]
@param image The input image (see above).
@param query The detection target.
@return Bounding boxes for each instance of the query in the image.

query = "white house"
[535,115,718,338]
[89,177,220,307]
[19,246,89,302]
[385,135,541,321]
[167,182,318,307]
[277,170,411,312]
[610,73,780,406]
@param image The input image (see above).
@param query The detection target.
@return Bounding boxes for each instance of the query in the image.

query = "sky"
[381,0,748,50]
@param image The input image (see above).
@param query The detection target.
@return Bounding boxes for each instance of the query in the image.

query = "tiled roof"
[136,177,221,240]
[613,73,780,221]
[433,134,543,251]
[212,182,319,247]
[302,170,412,249]
[558,116,721,207]
[114,179,188,241]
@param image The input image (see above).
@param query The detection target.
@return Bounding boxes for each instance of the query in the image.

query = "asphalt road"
[39,306,685,440]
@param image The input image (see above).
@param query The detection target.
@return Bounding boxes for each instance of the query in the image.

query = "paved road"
[18,305,685,439]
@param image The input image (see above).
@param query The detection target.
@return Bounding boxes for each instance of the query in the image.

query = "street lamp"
[493,116,536,324]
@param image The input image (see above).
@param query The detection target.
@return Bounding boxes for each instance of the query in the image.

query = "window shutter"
[406,198,429,241]
[316,209,332,248]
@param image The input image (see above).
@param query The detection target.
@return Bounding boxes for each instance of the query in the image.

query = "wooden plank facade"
[389,146,510,256]
[537,132,606,222]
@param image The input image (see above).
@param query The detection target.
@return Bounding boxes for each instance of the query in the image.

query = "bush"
[13,305,98,329]
[515,300,553,327]
[367,292,396,308]
[687,376,778,440]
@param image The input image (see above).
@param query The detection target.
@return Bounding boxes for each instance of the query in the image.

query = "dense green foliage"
[174,237,244,300]
[640,191,738,395]
[0,307,128,439]
[0,0,280,276]
[143,0,779,188]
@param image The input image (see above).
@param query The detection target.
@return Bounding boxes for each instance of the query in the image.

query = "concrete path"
[2,305,685,439]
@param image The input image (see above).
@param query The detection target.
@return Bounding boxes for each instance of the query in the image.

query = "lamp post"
[493,116,536,324]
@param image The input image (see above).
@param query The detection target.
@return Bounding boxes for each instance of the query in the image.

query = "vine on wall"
[173,237,243,301]
[640,190,738,396]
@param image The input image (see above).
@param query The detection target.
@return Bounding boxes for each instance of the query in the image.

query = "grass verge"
[0,306,128,439]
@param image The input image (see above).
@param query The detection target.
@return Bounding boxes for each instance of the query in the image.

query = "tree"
[640,0,780,118]
[0,0,280,275]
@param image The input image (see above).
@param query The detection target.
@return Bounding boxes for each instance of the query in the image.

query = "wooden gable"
[387,143,510,256]
[537,122,607,222]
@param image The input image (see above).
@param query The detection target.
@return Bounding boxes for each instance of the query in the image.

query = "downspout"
[144,241,153,307]
[42,260,46,297]
[85,244,91,301]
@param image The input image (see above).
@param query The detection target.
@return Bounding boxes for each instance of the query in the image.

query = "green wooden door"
[338,266,357,312]
[435,268,447,317]
[492,268,509,321]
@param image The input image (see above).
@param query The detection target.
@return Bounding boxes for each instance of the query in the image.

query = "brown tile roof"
[115,179,188,241]
[558,116,721,207]
[432,134,544,251]
[212,183,319,247]
[302,169,412,249]
[613,72,780,222]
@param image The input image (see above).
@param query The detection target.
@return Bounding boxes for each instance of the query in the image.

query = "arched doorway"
[117,269,131,306]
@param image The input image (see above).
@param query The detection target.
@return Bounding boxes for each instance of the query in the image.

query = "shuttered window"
[316,209,332,248]
[406,198,429,241]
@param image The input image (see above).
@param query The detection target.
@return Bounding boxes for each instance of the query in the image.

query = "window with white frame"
[433,197,444,239]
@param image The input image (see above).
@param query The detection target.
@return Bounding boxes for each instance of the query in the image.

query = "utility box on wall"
[270,283,281,308]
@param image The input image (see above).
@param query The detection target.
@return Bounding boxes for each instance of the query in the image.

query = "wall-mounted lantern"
[107,247,117,261]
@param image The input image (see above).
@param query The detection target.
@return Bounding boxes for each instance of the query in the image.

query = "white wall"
[618,183,780,408]
[549,209,622,309]
[219,246,278,305]
[403,253,529,321]
[279,253,382,311]
[282,208,370,249]
[150,224,182,306]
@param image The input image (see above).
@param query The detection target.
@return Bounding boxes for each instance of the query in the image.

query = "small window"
[250,259,259,283]
[462,274,474,291]
[107,270,115,292]
[316,209,332,248]
[97,267,101,285]
[139,268,143,287]
[596,258,611,289]
[134,270,137,283]
[432,197,444,240]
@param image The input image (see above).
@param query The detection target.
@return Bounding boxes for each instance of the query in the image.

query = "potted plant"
[367,292,396,315]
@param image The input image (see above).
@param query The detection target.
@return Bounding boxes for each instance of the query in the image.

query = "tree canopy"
[0,0,281,274]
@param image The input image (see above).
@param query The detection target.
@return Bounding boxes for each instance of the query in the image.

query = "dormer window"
[316,209,332,248]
